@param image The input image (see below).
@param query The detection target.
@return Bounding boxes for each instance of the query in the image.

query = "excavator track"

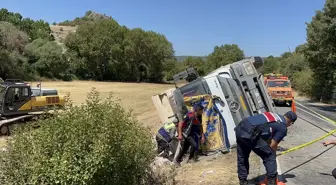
[0,114,38,136]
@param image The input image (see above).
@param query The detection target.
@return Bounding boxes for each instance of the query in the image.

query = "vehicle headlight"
[243,62,255,75]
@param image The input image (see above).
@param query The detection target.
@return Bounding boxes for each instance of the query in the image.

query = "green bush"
[0,89,155,185]
[292,68,314,96]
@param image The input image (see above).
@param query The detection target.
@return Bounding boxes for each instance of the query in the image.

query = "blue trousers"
[235,120,277,180]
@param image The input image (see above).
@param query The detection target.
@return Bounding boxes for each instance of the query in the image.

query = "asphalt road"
[275,100,336,185]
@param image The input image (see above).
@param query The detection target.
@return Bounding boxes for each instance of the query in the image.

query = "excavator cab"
[0,84,32,116]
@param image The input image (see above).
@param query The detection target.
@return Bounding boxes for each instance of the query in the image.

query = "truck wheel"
[0,124,10,136]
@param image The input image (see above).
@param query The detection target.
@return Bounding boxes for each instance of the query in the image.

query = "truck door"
[229,62,276,115]
[217,76,251,124]
[205,77,237,148]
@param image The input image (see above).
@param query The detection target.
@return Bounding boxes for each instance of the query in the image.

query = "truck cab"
[205,57,276,114]
[153,56,276,150]
[264,73,293,106]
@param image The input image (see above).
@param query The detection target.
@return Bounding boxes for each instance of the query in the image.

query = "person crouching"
[156,118,179,160]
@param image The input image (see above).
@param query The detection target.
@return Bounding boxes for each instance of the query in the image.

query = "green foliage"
[279,53,308,79]
[58,11,112,26]
[0,21,29,79]
[0,8,53,41]
[207,44,245,71]
[65,20,174,82]
[25,39,71,80]
[0,21,29,52]
[262,56,281,74]
[0,89,155,185]
[305,0,336,101]
[0,50,26,79]
[292,68,314,96]
[163,58,185,81]
[183,56,206,76]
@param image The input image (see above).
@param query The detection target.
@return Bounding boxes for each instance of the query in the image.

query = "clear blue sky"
[2,0,326,57]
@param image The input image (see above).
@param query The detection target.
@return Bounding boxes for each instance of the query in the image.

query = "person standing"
[175,104,205,165]
[235,111,297,185]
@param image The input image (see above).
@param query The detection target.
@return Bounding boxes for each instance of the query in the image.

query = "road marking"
[295,101,336,125]
[296,106,334,125]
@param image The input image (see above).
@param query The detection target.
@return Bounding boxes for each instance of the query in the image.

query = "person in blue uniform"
[156,118,179,159]
[235,111,297,185]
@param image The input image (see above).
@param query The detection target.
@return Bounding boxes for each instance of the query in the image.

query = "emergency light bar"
[266,76,288,80]
[264,73,283,77]
[264,73,288,80]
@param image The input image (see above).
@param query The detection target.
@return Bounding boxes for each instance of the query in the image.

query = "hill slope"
[175,55,207,62]
[50,11,207,60]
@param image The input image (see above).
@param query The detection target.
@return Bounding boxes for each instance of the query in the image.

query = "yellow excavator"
[0,81,66,135]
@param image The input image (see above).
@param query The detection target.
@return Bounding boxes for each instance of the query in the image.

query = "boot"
[239,179,248,185]
[267,177,277,185]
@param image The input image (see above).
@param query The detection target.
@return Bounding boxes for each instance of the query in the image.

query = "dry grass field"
[1,80,262,184]
[38,80,175,132]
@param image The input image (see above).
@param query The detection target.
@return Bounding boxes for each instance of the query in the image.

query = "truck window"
[217,77,230,99]
[179,79,208,97]
[267,81,290,87]
[21,87,29,99]
[42,90,58,96]
[31,89,41,96]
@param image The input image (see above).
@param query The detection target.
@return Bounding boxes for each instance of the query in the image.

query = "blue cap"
[284,111,297,123]
[194,103,204,110]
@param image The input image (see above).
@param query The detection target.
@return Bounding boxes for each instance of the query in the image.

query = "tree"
[65,19,126,81]
[25,39,71,80]
[294,44,307,54]
[123,28,174,82]
[282,54,308,78]
[183,56,206,76]
[207,44,245,71]
[0,8,53,41]
[0,50,26,79]
[305,0,336,101]
[262,56,281,74]
[0,21,29,52]
[65,20,174,82]
[163,58,184,81]
[0,21,29,79]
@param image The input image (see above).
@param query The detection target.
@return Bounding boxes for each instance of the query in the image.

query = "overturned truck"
[152,56,276,157]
